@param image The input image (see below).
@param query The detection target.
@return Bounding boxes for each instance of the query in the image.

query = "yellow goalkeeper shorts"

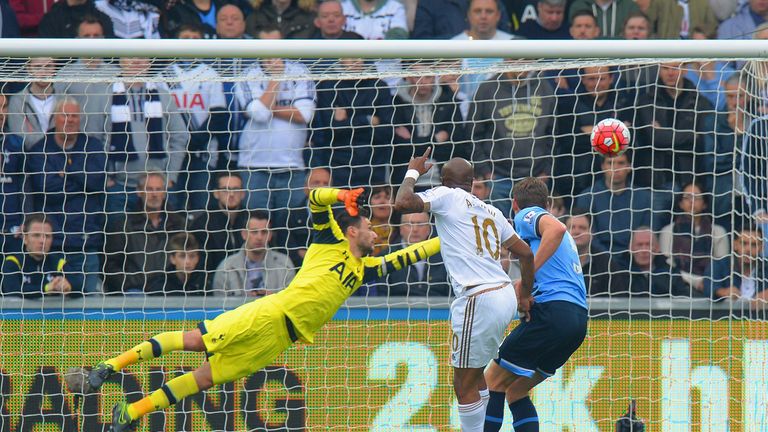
[199,295,295,384]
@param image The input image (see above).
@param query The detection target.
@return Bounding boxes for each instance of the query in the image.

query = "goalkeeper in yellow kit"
[86,187,441,431]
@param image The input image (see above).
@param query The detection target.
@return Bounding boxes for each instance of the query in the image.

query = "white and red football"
[591,118,631,157]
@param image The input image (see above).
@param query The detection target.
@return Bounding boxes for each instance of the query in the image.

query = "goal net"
[0,39,767,431]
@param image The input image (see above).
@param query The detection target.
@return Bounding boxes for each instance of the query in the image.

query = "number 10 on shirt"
[471,215,500,259]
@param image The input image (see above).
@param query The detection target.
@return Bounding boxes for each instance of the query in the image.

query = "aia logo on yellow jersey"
[329,262,358,290]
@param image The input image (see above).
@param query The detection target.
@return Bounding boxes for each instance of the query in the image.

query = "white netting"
[0,47,766,431]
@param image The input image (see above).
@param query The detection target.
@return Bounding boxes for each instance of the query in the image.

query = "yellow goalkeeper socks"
[127,372,200,420]
[151,331,185,355]
[105,331,184,371]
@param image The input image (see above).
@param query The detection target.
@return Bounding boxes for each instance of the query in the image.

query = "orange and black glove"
[337,188,366,217]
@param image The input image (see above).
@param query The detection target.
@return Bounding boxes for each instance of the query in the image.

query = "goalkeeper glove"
[338,188,366,217]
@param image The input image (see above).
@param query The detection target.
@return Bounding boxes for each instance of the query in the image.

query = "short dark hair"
[473,176,490,188]
[176,23,206,38]
[622,10,649,28]
[257,24,282,37]
[513,177,550,210]
[248,210,271,224]
[23,213,53,232]
[215,171,243,187]
[168,232,199,253]
[334,206,370,235]
[737,222,763,239]
[578,65,615,77]
[468,0,500,12]
[567,208,592,226]
[571,10,598,26]
[602,148,632,163]
[371,185,392,198]
[78,14,104,31]
[538,0,566,7]
[690,25,716,39]
[677,180,709,207]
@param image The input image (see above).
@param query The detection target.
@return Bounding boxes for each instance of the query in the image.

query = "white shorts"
[450,283,517,368]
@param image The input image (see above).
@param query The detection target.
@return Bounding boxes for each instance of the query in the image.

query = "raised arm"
[362,237,441,283]
[394,148,432,214]
[308,187,366,244]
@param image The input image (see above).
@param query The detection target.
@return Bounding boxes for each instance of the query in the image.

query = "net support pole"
[3,38,768,59]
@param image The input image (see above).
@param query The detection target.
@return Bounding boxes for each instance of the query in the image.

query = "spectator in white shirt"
[341,0,408,39]
[234,26,316,232]
[94,0,160,39]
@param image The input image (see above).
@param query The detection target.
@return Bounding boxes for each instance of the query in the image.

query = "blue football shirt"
[513,206,588,309]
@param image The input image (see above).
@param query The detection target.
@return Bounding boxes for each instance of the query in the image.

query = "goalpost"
[0,38,767,431]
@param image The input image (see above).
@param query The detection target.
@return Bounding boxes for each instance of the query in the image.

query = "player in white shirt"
[395,149,535,432]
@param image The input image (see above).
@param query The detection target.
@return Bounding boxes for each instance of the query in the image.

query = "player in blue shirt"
[483,177,588,432]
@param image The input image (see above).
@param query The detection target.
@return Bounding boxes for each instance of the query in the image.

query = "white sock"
[479,388,490,410]
[458,399,486,432]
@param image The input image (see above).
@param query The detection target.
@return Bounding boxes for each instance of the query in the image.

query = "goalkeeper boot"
[86,362,114,393]
[109,401,138,432]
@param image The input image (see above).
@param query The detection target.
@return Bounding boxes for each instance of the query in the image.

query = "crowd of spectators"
[0,0,766,306]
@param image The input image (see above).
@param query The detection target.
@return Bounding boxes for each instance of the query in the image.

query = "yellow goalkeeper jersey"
[271,188,441,344]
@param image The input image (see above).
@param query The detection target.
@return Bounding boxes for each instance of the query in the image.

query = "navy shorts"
[495,300,588,378]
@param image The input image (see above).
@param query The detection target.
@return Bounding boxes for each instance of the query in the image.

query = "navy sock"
[483,391,506,432]
[509,396,538,431]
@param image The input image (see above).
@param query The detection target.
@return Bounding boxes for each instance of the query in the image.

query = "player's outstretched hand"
[408,148,433,176]
[338,188,366,217]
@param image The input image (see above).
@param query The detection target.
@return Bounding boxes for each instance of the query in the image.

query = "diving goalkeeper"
[85,187,441,431]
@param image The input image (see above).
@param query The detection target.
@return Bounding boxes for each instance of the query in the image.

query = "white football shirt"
[162,63,227,167]
[234,61,316,169]
[416,186,517,297]
[163,63,226,128]
[341,0,408,40]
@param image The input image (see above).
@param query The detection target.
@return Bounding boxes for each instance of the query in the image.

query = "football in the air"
[591,118,630,157]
